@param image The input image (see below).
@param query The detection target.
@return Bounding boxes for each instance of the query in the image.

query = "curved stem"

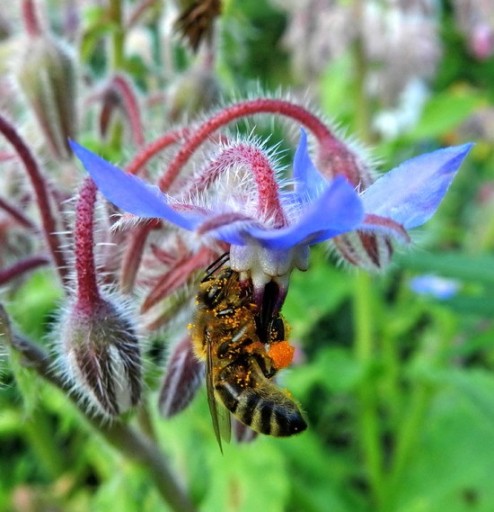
[0,114,68,285]
[184,142,286,227]
[125,128,186,176]
[158,98,347,190]
[0,195,37,230]
[119,222,156,294]
[0,255,50,285]
[21,0,42,36]
[127,0,160,29]
[111,74,145,147]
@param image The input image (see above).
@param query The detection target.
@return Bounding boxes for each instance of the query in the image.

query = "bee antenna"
[203,252,230,280]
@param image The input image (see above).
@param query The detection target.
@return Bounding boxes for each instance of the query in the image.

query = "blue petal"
[293,129,326,195]
[70,141,200,230]
[243,176,364,250]
[361,144,473,229]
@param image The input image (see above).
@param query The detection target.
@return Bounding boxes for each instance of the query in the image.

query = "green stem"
[23,408,65,478]
[381,331,401,426]
[387,382,432,503]
[352,2,373,144]
[351,3,384,506]
[108,0,125,71]
[353,271,384,508]
[354,272,373,361]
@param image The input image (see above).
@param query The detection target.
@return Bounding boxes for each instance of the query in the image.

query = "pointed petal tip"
[433,142,474,169]
[456,142,475,157]
[437,142,474,175]
[69,139,95,162]
[442,142,474,159]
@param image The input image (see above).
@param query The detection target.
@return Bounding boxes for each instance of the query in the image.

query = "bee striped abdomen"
[215,362,307,436]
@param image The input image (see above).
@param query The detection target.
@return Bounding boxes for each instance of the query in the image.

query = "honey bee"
[190,258,307,449]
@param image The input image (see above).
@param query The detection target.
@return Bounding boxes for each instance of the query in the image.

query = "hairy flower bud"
[58,298,142,417]
[15,32,77,160]
[318,136,396,270]
[174,0,222,52]
[167,67,220,122]
[158,335,204,418]
[333,230,394,271]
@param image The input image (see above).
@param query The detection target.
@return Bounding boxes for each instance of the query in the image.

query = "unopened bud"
[167,67,220,122]
[15,32,77,160]
[319,141,395,271]
[158,335,204,418]
[333,230,393,271]
[174,0,222,52]
[58,298,142,417]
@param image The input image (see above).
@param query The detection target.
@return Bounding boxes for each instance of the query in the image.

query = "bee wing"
[206,332,231,452]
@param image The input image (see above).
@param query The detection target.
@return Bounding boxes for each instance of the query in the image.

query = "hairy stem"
[0,256,50,286]
[74,179,101,311]
[158,98,348,190]
[126,128,186,176]
[185,143,286,227]
[111,74,145,147]
[0,195,37,230]
[0,114,68,285]
[21,0,42,36]
[108,0,125,71]
[127,0,161,29]
[119,222,156,294]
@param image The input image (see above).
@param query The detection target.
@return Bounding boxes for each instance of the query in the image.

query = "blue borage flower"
[70,132,472,297]
[409,274,460,300]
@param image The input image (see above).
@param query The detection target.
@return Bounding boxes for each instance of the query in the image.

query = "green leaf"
[446,295,494,316]
[283,258,352,338]
[405,90,483,140]
[395,369,494,511]
[287,347,364,397]
[396,251,494,285]
[200,441,289,512]
[5,271,62,339]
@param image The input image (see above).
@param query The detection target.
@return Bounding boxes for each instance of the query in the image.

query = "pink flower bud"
[15,33,77,160]
[58,298,142,417]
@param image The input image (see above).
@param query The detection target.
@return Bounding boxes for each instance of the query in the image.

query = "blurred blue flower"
[70,132,472,290]
[409,274,460,300]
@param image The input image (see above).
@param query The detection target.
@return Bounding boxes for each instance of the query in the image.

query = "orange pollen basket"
[268,341,295,370]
